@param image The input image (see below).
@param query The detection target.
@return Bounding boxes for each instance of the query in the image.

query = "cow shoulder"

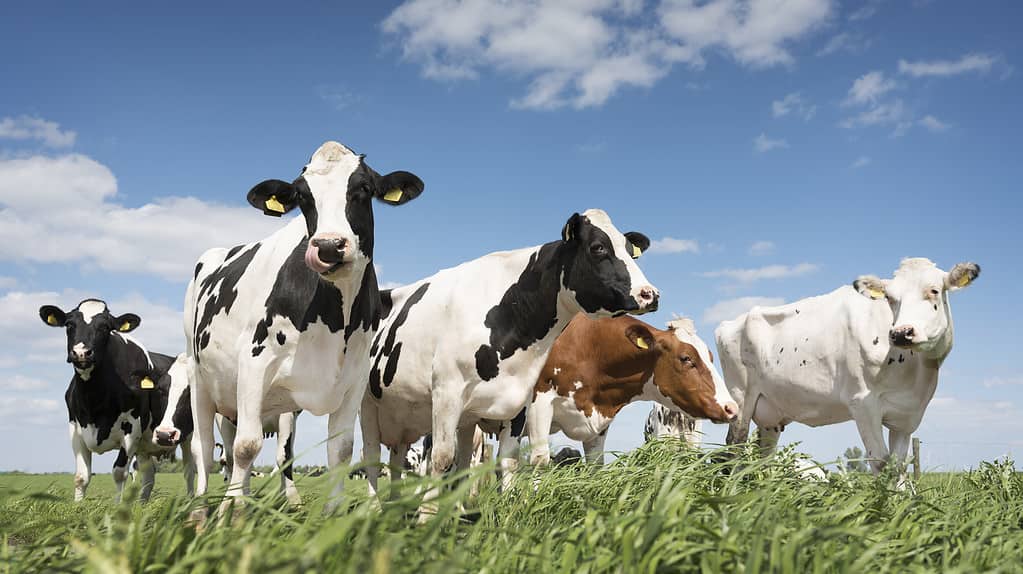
[368,282,432,399]
[193,242,263,356]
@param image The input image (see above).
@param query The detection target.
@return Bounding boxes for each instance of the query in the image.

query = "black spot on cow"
[779,347,784,353]
[795,309,800,314]
[193,262,203,279]
[121,421,132,435]
[367,283,430,398]
[794,347,798,353]
[898,354,904,363]
[345,262,384,342]
[276,332,286,345]
[888,358,895,365]
[509,407,527,437]
[475,346,500,381]
[252,346,264,357]
[194,243,262,359]
[114,448,129,469]
[282,430,295,481]
[251,238,345,349]
[873,336,879,345]
[226,244,245,259]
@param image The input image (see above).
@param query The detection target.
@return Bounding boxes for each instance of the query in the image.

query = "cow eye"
[680,355,692,365]
[590,243,607,256]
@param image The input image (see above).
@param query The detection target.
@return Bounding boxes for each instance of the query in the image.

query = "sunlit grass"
[2,441,1021,573]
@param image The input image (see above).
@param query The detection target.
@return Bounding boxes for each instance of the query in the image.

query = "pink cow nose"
[722,402,738,420]
[154,428,180,447]
[637,287,659,311]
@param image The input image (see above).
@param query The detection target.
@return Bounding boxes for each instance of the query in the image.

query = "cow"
[184,140,425,513]
[551,446,583,466]
[507,315,736,467]
[644,404,702,446]
[359,208,659,511]
[717,258,980,480]
[38,299,195,501]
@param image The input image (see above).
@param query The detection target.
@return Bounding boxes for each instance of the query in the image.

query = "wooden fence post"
[912,437,921,481]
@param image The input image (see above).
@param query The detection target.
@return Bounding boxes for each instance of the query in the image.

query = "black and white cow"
[38,299,195,501]
[185,141,424,512]
[643,404,702,446]
[359,208,657,508]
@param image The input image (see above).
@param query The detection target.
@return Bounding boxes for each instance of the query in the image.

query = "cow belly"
[78,413,140,453]
[551,398,608,442]
[465,376,535,420]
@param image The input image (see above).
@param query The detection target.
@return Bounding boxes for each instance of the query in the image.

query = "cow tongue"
[304,243,334,274]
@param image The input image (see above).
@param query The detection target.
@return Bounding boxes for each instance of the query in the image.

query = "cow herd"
[37,140,981,517]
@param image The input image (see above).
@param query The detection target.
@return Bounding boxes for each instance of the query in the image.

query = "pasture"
[2,441,1021,573]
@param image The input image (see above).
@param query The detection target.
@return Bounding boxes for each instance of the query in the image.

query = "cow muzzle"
[634,286,659,313]
[69,347,94,369]
[305,234,350,275]
[153,427,181,447]
[889,325,917,348]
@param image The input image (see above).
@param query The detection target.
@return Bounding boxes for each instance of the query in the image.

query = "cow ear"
[39,305,66,327]
[624,324,656,352]
[945,262,980,291]
[114,313,141,333]
[376,171,424,206]
[853,275,887,300]
[561,213,582,243]
[247,179,300,217]
[624,232,650,259]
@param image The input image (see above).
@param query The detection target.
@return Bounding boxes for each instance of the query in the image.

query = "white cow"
[185,141,424,514]
[360,209,658,509]
[644,404,702,447]
[717,258,979,477]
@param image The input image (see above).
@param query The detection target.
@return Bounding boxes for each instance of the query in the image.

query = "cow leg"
[323,385,363,515]
[359,396,383,499]
[276,412,301,506]
[496,424,521,492]
[756,426,782,457]
[682,414,703,447]
[138,455,156,502]
[69,423,92,502]
[217,415,236,482]
[418,385,462,521]
[849,403,889,474]
[112,448,130,503]
[582,432,607,465]
[526,394,555,467]
[189,380,216,500]
[888,429,913,489]
[226,360,272,504]
[454,424,478,472]
[180,436,196,497]
[388,443,410,501]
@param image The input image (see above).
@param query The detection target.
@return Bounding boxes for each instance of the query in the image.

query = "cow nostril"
[723,402,738,418]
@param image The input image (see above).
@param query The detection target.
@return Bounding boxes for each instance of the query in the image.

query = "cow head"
[39,299,141,379]
[246,141,424,281]
[854,258,980,354]
[153,356,193,447]
[560,209,658,316]
[625,318,737,423]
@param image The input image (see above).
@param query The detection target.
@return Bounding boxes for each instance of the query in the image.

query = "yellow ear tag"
[265,195,286,214]
[47,314,58,325]
[957,274,970,287]
[383,188,403,202]
[868,288,885,300]
[636,337,649,350]
[140,377,155,390]
[631,245,641,258]
[120,321,132,332]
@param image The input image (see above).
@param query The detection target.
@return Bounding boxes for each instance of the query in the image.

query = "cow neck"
[485,241,576,361]
[588,358,656,418]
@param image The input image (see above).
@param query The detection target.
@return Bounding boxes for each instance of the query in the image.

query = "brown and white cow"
[503,314,738,466]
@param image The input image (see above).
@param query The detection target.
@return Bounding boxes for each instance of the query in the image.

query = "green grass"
[2,442,1021,573]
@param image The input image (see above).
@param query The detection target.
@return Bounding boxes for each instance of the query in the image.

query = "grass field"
[2,442,1021,573]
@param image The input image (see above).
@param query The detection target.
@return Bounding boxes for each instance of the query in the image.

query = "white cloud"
[982,377,1023,388]
[850,156,871,169]
[701,262,818,283]
[898,53,996,78]
[753,133,788,153]
[0,154,280,281]
[0,396,61,428]
[843,71,896,106]
[315,86,363,110]
[847,0,882,21]
[771,92,815,120]
[0,374,50,391]
[918,114,950,132]
[839,99,911,133]
[816,32,870,57]
[702,296,784,324]
[0,115,76,148]
[647,236,700,255]
[0,276,15,290]
[383,0,833,109]
[748,240,774,256]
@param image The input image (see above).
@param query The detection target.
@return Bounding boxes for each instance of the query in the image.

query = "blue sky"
[1,1,1020,472]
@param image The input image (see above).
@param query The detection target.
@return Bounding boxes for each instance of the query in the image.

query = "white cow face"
[246,141,424,281]
[854,258,979,353]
